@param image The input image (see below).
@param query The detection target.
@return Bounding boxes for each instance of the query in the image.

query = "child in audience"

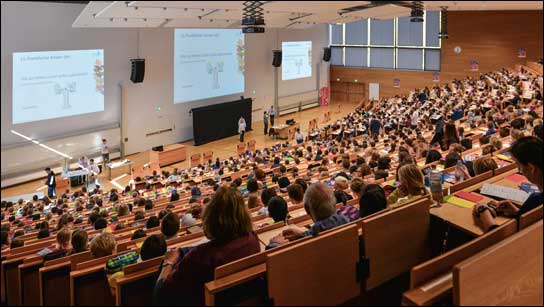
[387,164,429,209]
[161,212,180,240]
[267,196,289,224]
[68,229,88,255]
[140,234,167,261]
[38,227,71,261]
[90,232,116,258]
[359,184,387,218]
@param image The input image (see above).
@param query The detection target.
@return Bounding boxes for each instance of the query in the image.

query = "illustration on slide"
[207,61,224,89]
[308,48,312,66]
[94,59,104,95]
[237,38,245,74]
[54,82,77,109]
[294,59,304,74]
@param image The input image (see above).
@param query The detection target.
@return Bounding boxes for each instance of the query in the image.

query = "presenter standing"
[44,167,56,198]
[269,105,276,126]
[101,138,109,171]
[263,111,269,135]
[238,116,247,142]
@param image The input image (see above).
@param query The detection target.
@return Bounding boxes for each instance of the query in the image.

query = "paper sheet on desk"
[445,195,475,208]
[480,183,529,203]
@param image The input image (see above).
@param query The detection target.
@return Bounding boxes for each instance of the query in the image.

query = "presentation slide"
[282,41,312,81]
[174,29,245,104]
[12,49,104,124]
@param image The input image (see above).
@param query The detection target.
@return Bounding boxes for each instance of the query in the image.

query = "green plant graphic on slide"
[54,82,76,109]
[207,61,224,89]
[237,38,245,74]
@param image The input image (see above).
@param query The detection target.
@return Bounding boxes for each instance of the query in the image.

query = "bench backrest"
[362,198,431,290]
[266,224,360,306]
[453,220,543,306]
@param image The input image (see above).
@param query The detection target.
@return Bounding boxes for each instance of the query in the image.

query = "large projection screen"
[174,29,245,104]
[12,49,104,124]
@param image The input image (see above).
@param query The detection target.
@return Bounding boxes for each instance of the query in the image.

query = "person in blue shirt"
[267,182,348,249]
[452,107,464,121]
[474,137,543,232]
[44,167,56,198]
[484,121,496,136]
[370,116,382,137]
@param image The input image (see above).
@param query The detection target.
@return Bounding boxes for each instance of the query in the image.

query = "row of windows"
[329,11,441,71]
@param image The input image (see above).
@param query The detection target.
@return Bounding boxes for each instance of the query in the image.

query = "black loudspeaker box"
[130,58,145,83]
[323,47,331,62]
[272,50,282,67]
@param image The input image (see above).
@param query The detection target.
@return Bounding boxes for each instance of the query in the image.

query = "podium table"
[106,160,133,180]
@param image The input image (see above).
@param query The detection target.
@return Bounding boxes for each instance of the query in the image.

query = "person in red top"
[154,186,260,306]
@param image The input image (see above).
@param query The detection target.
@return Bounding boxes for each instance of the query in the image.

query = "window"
[329,11,441,71]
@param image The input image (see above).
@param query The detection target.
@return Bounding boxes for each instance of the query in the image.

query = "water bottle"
[429,165,444,203]
[455,160,465,182]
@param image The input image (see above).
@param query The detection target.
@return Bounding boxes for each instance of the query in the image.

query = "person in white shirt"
[88,158,100,178]
[294,128,304,144]
[411,110,419,130]
[101,138,109,169]
[238,116,247,142]
[78,156,90,169]
[269,105,276,126]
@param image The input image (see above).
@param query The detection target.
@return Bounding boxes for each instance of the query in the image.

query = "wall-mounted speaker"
[323,47,331,62]
[130,58,145,83]
[272,50,282,67]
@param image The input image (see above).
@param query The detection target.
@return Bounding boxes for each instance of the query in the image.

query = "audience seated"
[154,186,260,306]
[268,182,348,248]
[474,137,543,232]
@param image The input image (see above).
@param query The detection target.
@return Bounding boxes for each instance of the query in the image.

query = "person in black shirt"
[44,167,56,198]
[474,137,543,232]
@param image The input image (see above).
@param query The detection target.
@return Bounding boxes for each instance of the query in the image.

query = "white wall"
[1,1,329,161]
[122,25,329,155]
[1,1,136,147]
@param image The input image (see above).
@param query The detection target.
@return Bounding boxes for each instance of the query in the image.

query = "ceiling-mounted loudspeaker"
[410,1,424,22]
[272,50,282,67]
[130,59,145,83]
[323,47,331,62]
[438,6,449,39]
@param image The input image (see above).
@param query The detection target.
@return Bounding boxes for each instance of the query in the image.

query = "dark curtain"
[192,98,252,146]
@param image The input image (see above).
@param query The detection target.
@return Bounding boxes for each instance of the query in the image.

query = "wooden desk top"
[431,170,520,237]
[430,196,510,237]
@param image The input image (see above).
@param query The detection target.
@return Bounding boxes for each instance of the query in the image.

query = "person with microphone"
[238,116,247,142]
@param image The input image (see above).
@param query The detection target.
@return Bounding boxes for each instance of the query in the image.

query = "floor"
[1,101,358,199]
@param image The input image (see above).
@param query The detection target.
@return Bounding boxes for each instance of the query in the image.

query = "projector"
[410,9,424,22]
[242,17,265,26]
[242,26,265,34]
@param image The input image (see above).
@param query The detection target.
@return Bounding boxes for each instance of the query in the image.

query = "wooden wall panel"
[330,10,543,103]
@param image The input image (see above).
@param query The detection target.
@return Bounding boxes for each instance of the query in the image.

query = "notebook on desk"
[480,183,530,203]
